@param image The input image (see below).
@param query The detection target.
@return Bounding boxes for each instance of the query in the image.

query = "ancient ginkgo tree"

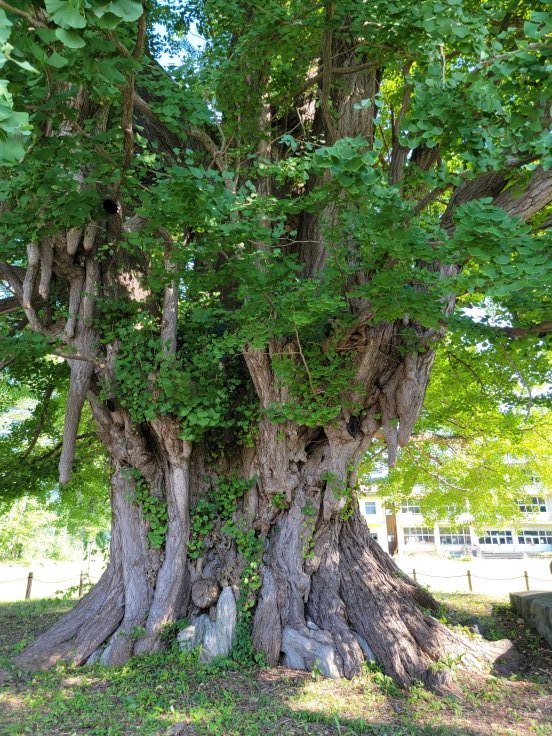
[1,0,551,692]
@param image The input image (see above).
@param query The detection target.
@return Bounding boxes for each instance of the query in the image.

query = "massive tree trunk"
[12,221,508,690]
[15,357,506,691]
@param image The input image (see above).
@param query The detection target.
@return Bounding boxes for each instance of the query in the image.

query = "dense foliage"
[0,368,109,558]
[0,0,551,540]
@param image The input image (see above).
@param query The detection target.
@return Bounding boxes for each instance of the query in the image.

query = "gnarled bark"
[15,389,510,692]
[13,476,126,669]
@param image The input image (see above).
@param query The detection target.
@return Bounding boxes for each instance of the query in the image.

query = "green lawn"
[0,594,550,736]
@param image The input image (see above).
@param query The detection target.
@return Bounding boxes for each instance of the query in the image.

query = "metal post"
[412,569,417,583]
[25,572,33,600]
[79,571,84,598]
[524,570,530,591]
[467,569,473,593]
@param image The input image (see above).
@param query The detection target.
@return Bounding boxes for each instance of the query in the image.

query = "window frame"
[439,527,471,546]
[403,527,435,544]
[478,530,513,545]
[364,501,377,515]
[517,496,547,514]
[401,501,421,515]
[517,529,552,546]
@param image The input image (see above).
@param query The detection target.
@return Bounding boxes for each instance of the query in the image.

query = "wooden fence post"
[412,569,417,583]
[79,571,84,598]
[25,572,33,600]
[524,570,530,591]
[467,569,473,592]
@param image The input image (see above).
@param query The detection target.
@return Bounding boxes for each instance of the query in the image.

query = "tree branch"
[0,295,25,315]
[320,2,337,145]
[119,8,147,177]
[289,60,381,102]
[492,166,552,221]
[443,166,552,235]
[489,320,552,338]
[472,43,552,72]
[441,171,508,234]
[132,92,225,170]
[0,1,47,27]
[389,63,412,185]
[31,432,97,464]
[159,230,180,355]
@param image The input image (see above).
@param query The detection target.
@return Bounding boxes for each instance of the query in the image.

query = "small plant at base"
[54,581,94,600]
[311,660,323,679]
[160,618,190,646]
[364,660,401,697]
[225,524,265,666]
[126,626,146,642]
[428,652,464,674]
[433,603,450,624]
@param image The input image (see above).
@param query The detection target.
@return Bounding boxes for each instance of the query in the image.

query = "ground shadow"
[436,592,552,681]
[1,598,552,736]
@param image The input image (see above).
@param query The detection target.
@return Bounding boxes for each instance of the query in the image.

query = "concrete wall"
[510,591,552,647]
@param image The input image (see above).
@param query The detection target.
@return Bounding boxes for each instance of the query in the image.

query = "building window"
[518,530,552,545]
[364,501,377,515]
[403,527,434,544]
[401,502,421,514]
[517,497,547,514]
[478,530,513,545]
[439,528,471,546]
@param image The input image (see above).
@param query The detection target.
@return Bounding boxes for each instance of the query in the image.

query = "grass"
[0,594,551,736]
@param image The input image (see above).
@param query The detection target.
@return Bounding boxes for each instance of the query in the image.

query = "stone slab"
[510,591,552,647]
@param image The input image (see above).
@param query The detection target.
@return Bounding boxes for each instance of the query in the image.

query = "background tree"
[363,330,552,526]
[0,0,550,692]
[0,362,110,559]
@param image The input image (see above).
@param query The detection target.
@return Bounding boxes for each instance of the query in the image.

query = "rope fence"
[1,569,551,599]
[410,568,552,593]
[0,570,97,599]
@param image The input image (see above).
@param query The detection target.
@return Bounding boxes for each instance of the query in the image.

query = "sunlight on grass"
[0,595,550,736]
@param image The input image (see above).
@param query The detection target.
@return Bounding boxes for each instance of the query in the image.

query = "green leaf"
[55,28,86,48]
[93,12,122,29]
[46,51,69,68]
[0,136,25,164]
[44,0,86,29]
[35,28,58,43]
[11,59,39,73]
[101,0,143,22]
[0,9,12,45]
[523,21,540,39]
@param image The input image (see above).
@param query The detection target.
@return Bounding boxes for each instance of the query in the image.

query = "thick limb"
[135,417,191,654]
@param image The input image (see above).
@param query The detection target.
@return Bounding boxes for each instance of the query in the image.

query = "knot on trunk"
[191,579,221,609]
